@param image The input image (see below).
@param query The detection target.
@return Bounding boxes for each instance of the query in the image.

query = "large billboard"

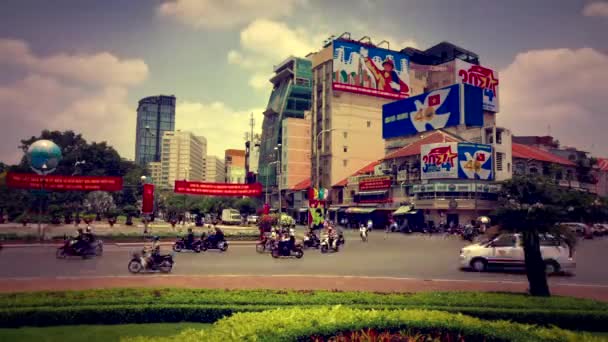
[421,143,459,180]
[457,143,493,180]
[455,60,499,112]
[332,40,410,99]
[382,84,483,139]
[420,143,493,180]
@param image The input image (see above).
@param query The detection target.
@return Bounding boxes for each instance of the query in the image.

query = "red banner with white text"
[6,172,123,191]
[174,180,262,197]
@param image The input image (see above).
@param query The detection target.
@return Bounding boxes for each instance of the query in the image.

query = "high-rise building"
[258,57,312,192]
[134,95,176,166]
[159,131,207,187]
[280,116,311,189]
[148,162,162,185]
[205,155,226,183]
[225,149,246,183]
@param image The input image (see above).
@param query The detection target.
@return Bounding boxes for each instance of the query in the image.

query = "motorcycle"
[302,233,320,249]
[271,241,304,259]
[200,235,229,252]
[320,234,339,253]
[56,239,103,259]
[256,236,274,253]
[128,249,175,273]
[172,237,202,253]
[360,228,368,242]
[461,227,478,242]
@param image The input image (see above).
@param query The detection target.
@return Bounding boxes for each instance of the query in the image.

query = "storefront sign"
[6,172,123,191]
[359,175,392,191]
[174,181,262,197]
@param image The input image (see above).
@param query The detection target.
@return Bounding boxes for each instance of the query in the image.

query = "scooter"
[271,241,304,259]
[56,239,103,259]
[302,233,320,249]
[128,248,175,273]
[172,237,202,253]
[320,234,339,253]
[256,236,274,253]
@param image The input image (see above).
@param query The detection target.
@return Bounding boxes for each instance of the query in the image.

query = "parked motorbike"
[200,236,229,252]
[271,241,304,259]
[56,239,103,259]
[128,249,174,273]
[320,234,339,253]
[172,237,202,253]
[256,236,274,253]
[302,233,320,249]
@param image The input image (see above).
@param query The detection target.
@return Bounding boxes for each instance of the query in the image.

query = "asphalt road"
[1,231,607,286]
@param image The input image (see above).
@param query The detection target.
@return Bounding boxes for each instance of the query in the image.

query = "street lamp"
[274,144,282,213]
[314,128,338,189]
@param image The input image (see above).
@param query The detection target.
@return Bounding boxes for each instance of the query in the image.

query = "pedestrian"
[384,222,390,239]
[367,218,373,232]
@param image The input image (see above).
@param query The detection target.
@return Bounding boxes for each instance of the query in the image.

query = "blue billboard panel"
[333,40,410,100]
[457,143,493,180]
[382,84,483,139]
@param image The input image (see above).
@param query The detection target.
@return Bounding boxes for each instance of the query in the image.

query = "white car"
[247,215,259,225]
[459,233,575,274]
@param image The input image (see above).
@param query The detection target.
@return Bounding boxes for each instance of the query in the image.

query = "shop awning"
[298,208,309,212]
[392,206,412,216]
[357,190,388,196]
[346,207,377,214]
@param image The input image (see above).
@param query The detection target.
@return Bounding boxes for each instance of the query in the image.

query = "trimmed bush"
[1,289,607,331]
[124,307,604,342]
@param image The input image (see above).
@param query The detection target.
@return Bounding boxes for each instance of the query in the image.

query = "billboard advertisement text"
[333,40,410,99]
[359,175,392,191]
[455,60,499,112]
[457,143,493,180]
[174,181,262,197]
[6,172,123,191]
[421,143,459,180]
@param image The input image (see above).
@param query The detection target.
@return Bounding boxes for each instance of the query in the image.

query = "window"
[496,152,504,171]
[343,159,348,167]
[343,146,348,153]
[367,121,371,128]
[529,167,538,175]
[496,131,502,144]
[491,234,517,247]
[507,163,511,173]
[343,132,348,139]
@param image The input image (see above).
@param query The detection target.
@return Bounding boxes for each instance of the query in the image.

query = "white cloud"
[157,0,305,29]
[0,38,148,163]
[582,2,608,17]
[498,48,608,156]
[345,21,418,50]
[174,100,264,156]
[228,19,327,92]
[0,38,148,86]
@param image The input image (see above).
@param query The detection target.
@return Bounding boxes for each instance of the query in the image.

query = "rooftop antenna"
[377,40,390,49]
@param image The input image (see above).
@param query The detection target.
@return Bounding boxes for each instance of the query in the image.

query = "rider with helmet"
[185,228,195,249]
[72,228,87,254]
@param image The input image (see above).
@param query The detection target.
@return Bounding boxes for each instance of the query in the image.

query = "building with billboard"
[134,95,176,166]
[258,57,312,205]
[225,149,246,183]
[159,130,207,188]
[205,155,225,183]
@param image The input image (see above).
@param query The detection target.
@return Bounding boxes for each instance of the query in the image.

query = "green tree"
[235,198,257,215]
[83,191,116,221]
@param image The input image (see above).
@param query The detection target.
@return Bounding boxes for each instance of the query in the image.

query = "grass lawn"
[0,323,211,342]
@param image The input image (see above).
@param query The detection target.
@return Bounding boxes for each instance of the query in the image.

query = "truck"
[221,209,242,225]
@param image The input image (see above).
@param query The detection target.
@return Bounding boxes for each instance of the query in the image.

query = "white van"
[459,233,575,274]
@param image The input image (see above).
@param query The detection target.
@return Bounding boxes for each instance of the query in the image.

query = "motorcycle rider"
[185,228,195,249]
[327,226,338,249]
[72,228,87,254]
[288,227,296,251]
[143,236,162,268]
[278,231,291,255]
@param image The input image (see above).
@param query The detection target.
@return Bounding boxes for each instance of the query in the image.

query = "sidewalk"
[0,275,607,302]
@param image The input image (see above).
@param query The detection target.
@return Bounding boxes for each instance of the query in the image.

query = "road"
[1,231,607,286]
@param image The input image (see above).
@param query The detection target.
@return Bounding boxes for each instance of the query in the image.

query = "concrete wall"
[282,117,311,189]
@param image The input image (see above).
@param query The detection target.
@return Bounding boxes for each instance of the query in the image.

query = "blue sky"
[1,0,607,163]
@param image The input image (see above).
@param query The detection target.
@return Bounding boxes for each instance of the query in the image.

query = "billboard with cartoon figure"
[455,60,499,112]
[382,84,483,139]
[458,143,493,180]
[421,143,459,180]
[332,40,410,99]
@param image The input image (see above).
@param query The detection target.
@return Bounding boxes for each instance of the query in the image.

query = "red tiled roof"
[597,158,608,172]
[291,178,311,191]
[333,160,381,188]
[382,131,460,161]
[512,143,576,166]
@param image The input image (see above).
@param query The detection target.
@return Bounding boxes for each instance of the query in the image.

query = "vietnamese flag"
[428,94,440,107]
[142,183,155,214]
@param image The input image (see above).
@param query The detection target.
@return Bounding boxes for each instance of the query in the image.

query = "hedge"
[1,289,608,331]
[124,307,604,342]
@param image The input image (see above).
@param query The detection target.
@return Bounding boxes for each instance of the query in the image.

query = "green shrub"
[125,307,604,342]
[1,289,607,331]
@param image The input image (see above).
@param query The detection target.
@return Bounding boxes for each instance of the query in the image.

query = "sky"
[0,0,607,164]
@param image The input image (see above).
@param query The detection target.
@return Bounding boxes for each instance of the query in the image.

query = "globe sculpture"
[27,140,62,175]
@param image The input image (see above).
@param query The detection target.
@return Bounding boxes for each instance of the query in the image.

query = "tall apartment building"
[148,162,162,185]
[225,149,246,183]
[205,155,226,183]
[258,57,312,192]
[158,131,207,187]
[281,116,311,189]
[134,95,176,166]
